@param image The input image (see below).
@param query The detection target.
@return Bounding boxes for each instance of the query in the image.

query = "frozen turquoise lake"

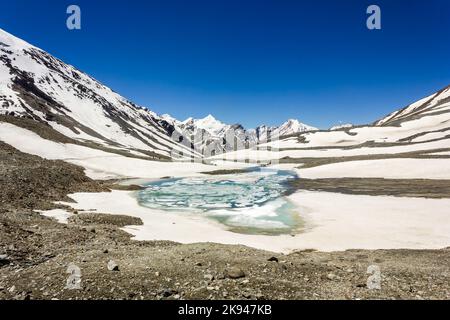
[137,168,303,235]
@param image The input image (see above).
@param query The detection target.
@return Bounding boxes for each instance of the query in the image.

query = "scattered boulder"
[82,226,96,233]
[204,274,214,281]
[326,273,337,280]
[216,274,225,280]
[0,254,10,266]
[226,266,245,279]
[267,256,279,263]
[107,260,119,271]
[161,289,178,297]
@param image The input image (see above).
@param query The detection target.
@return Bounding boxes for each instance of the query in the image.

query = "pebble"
[226,266,245,279]
[327,273,337,280]
[204,274,214,281]
[83,227,96,233]
[0,254,9,266]
[216,274,225,280]
[107,260,119,271]
[161,289,177,297]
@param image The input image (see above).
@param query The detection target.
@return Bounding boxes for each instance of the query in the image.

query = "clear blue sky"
[1,0,449,128]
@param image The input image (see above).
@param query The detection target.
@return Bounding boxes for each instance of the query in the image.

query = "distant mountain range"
[0,28,316,159]
[160,114,317,154]
[1,28,449,161]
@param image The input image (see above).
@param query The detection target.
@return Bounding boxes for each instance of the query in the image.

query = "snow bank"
[37,209,73,224]
[298,158,450,179]
[58,190,450,253]
[0,122,244,179]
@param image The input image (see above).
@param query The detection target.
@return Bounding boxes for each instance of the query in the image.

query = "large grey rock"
[226,266,245,279]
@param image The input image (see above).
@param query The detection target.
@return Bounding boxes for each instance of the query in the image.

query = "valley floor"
[1,118,450,300]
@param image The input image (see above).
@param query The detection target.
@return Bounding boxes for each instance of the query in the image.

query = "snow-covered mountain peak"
[280,119,303,129]
[192,114,228,135]
[195,114,225,131]
[161,113,180,125]
[0,28,35,51]
[275,118,317,136]
[181,117,194,124]
[202,114,216,121]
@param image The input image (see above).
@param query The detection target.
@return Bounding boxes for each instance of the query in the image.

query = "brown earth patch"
[288,178,450,199]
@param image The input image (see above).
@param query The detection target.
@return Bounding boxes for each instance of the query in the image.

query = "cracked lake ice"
[138,168,302,235]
